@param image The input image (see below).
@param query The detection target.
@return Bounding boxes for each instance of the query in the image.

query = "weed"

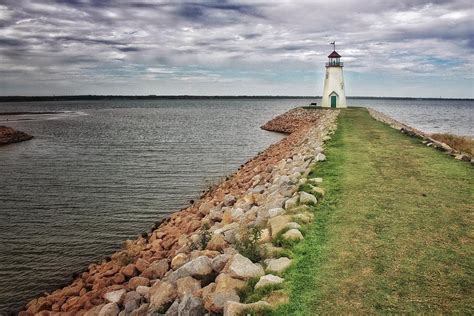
[234,225,262,262]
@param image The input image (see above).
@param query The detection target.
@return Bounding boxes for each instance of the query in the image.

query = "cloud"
[0,0,472,97]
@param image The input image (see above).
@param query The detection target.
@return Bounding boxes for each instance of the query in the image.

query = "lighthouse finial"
[330,41,336,51]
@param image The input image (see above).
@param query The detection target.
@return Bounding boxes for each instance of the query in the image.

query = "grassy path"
[276,108,473,314]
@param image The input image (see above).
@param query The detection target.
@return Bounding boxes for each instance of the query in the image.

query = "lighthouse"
[321,42,347,108]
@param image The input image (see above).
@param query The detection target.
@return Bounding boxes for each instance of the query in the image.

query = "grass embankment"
[276,108,473,314]
[431,133,474,156]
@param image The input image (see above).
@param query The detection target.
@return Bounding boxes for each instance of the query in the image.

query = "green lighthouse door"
[331,95,337,107]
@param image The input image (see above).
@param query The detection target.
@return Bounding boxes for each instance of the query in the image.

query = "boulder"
[309,177,323,184]
[224,194,236,206]
[268,215,291,237]
[136,285,150,298]
[299,191,317,205]
[148,281,177,313]
[178,294,205,316]
[223,300,271,316]
[315,153,326,161]
[258,228,271,244]
[128,276,150,290]
[211,254,231,273]
[226,254,264,280]
[284,196,299,210]
[165,300,179,316]
[98,303,120,316]
[204,289,240,313]
[122,264,137,278]
[311,186,325,198]
[176,277,201,299]
[171,253,189,270]
[268,208,285,218]
[215,273,246,292]
[213,222,239,235]
[206,234,228,252]
[255,274,284,289]
[104,289,126,304]
[123,291,142,313]
[282,229,303,241]
[130,303,148,316]
[287,222,301,230]
[141,259,169,279]
[265,257,292,274]
[198,201,214,216]
[209,207,223,221]
[135,258,149,273]
[165,256,213,283]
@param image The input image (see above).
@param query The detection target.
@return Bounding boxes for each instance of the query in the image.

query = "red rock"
[186,220,201,234]
[112,272,126,284]
[135,258,149,273]
[128,276,150,289]
[121,264,137,278]
[63,280,84,297]
[103,263,120,277]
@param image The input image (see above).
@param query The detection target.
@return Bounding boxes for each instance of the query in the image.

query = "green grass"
[274,108,473,314]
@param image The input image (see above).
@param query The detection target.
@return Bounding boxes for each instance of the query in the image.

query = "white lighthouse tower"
[321,42,347,108]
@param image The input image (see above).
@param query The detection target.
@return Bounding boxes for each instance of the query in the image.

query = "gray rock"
[299,191,317,205]
[123,291,142,313]
[214,222,239,235]
[135,286,150,299]
[98,303,120,316]
[284,196,299,210]
[282,229,304,241]
[265,257,292,274]
[148,281,177,313]
[104,289,126,304]
[211,254,231,273]
[227,254,264,280]
[268,208,285,218]
[315,153,326,161]
[204,289,240,313]
[224,194,236,206]
[165,256,213,283]
[287,222,301,230]
[178,294,205,316]
[255,274,284,289]
[165,299,179,316]
[209,207,223,221]
[251,185,266,194]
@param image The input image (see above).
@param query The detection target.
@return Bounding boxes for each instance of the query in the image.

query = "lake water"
[0,98,472,313]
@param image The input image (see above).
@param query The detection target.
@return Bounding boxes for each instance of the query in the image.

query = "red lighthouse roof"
[328,51,341,58]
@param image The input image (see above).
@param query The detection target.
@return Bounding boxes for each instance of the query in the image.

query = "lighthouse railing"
[326,61,343,67]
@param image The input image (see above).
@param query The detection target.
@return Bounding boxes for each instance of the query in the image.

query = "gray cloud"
[0,0,472,97]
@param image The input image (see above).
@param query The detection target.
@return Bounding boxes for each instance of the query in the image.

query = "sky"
[0,0,473,98]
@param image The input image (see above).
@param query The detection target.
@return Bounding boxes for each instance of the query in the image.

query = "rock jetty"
[0,126,33,146]
[21,107,339,315]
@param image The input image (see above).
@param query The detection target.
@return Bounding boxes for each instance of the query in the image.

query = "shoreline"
[0,126,33,146]
[16,106,471,315]
[20,107,339,315]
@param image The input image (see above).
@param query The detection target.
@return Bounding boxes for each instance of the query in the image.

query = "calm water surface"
[0,98,472,312]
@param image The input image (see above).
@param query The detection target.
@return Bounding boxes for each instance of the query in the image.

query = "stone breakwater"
[21,107,339,316]
[368,108,472,162]
[0,126,33,146]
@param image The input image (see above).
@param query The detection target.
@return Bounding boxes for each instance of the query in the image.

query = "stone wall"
[22,108,339,316]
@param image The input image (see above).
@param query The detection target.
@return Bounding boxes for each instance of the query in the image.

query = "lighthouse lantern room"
[321,42,347,108]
